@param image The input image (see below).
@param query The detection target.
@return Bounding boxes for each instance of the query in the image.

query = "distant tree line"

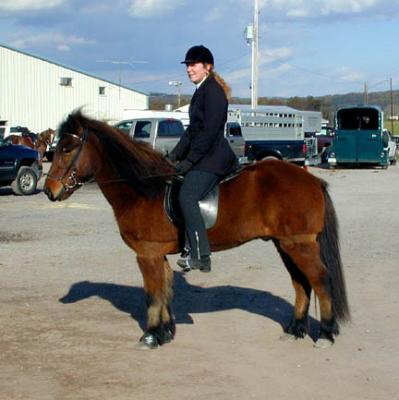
[150,90,399,124]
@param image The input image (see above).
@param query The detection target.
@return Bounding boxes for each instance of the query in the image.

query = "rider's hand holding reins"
[175,160,192,174]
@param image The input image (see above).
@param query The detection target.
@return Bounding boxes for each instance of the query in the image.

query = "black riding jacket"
[171,75,238,176]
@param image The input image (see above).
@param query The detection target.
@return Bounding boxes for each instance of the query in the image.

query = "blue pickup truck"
[244,139,306,165]
[0,136,42,195]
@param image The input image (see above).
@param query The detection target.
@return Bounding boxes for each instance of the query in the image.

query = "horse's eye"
[62,144,75,153]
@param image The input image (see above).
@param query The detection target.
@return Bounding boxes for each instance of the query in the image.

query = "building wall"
[0,45,148,132]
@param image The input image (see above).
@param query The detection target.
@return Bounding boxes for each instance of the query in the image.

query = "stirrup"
[177,255,211,273]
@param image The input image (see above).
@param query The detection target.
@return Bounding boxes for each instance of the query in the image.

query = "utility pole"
[244,0,259,109]
[363,82,368,105]
[390,78,394,134]
[251,0,259,109]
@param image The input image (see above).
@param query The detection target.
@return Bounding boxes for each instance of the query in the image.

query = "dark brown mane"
[59,110,175,198]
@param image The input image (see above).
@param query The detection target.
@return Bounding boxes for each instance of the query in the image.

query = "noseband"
[46,128,90,193]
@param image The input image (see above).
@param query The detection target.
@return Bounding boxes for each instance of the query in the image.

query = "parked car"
[384,129,397,165]
[9,126,32,136]
[0,136,42,195]
[116,117,185,156]
[224,122,246,162]
[0,125,10,139]
[114,117,246,161]
[304,126,335,163]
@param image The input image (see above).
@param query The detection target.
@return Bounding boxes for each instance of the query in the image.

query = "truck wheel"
[11,166,38,195]
[261,155,279,161]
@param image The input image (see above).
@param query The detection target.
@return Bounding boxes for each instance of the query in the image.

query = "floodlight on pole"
[169,80,182,108]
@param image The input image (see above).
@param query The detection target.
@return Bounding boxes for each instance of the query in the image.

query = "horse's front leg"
[136,255,175,349]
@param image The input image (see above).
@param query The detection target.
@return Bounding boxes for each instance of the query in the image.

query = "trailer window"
[338,108,379,130]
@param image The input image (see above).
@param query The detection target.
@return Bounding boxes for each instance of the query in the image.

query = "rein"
[46,128,179,191]
[44,171,179,186]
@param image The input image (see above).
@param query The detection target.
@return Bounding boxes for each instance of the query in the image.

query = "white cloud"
[259,47,294,66]
[320,0,377,15]
[128,0,186,18]
[224,47,294,96]
[204,7,223,22]
[0,0,64,11]
[57,44,71,52]
[10,32,93,51]
[335,66,364,82]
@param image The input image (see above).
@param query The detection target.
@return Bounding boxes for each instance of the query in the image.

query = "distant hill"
[150,90,399,123]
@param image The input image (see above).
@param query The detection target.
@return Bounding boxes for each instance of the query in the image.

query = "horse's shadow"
[59,272,320,340]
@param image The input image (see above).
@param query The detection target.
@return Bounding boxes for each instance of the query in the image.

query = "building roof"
[229,104,299,112]
[0,43,148,96]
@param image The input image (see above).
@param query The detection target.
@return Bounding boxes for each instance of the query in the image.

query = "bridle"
[46,128,92,193]
[46,127,179,193]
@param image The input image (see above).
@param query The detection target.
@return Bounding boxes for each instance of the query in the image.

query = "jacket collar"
[196,75,208,89]
[195,74,214,93]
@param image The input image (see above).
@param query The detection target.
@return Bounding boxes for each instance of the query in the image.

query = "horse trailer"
[328,105,389,168]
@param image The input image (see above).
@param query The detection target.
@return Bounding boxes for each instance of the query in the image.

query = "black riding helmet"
[181,45,214,65]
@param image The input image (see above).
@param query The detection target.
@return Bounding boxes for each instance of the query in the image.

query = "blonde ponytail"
[210,70,232,100]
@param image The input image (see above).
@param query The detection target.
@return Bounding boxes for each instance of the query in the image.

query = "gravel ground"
[0,162,398,400]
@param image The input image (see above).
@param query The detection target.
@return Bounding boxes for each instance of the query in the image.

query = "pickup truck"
[305,126,335,163]
[244,139,306,165]
[114,117,246,161]
[115,117,186,156]
[0,136,42,195]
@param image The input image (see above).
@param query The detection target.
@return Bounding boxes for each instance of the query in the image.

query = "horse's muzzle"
[44,185,57,201]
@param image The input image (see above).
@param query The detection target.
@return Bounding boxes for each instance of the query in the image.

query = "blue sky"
[1,0,399,98]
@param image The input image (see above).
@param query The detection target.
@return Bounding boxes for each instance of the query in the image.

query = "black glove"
[166,151,178,163]
[175,160,193,174]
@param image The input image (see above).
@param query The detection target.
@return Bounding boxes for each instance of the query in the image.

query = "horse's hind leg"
[274,240,312,339]
[136,255,175,349]
[279,238,339,344]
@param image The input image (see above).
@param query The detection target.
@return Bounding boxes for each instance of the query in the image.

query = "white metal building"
[0,44,148,132]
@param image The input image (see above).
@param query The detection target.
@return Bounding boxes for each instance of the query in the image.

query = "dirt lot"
[1,163,398,400]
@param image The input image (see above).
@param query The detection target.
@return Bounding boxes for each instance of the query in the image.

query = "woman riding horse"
[170,45,238,272]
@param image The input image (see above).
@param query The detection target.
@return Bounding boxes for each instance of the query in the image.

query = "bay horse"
[6,129,54,162]
[36,128,54,160]
[44,111,350,349]
[6,134,36,148]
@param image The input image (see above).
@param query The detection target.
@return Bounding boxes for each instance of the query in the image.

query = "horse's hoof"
[279,333,298,342]
[163,329,174,344]
[138,332,158,349]
[135,341,154,351]
[314,338,333,349]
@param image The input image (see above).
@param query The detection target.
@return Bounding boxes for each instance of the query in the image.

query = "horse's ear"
[64,111,83,133]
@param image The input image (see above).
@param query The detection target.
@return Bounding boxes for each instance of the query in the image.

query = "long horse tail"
[318,181,350,323]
